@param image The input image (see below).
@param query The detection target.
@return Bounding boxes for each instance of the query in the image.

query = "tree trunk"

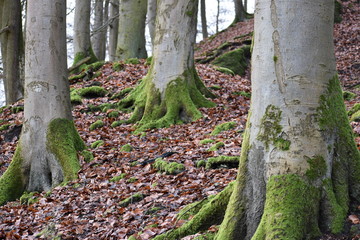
[0,0,85,205]
[116,0,147,60]
[233,0,246,23]
[200,0,208,39]
[216,0,360,239]
[147,0,157,47]
[108,0,119,61]
[118,0,215,132]
[72,0,97,70]
[92,0,107,60]
[0,0,24,105]
[216,0,220,33]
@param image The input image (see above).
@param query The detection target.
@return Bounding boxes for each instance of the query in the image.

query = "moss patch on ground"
[210,121,236,136]
[153,158,185,175]
[89,120,104,131]
[91,140,104,149]
[205,156,240,169]
[120,144,133,152]
[78,86,108,98]
[212,46,251,76]
[119,193,145,207]
[207,142,225,151]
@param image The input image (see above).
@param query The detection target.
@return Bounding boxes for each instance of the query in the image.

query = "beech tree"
[233,0,246,23]
[92,0,108,61]
[0,0,24,105]
[108,0,119,61]
[116,0,147,60]
[72,0,97,69]
[0,0,85,205]
[147,0,157,47]
[154,0,360,239]
[200,0,208,39]
[118,0,215,132]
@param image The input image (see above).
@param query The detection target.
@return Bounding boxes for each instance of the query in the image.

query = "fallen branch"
[68,56,91,73]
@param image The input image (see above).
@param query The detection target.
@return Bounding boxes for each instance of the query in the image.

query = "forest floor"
[0,1,359,239]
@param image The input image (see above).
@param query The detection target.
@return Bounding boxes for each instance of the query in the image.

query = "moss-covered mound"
[212,45,251,76]
[78,86,108,98]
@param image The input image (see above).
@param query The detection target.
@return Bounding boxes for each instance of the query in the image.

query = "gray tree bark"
[108,0,119,61]
[233,0,246,23]
[0,0,24,105]
[92,0,106,60]
[116,0,147,60]
[0,0,85,205]
[216,0,360,239]
[147,0,157,47]
[200,0,208,39]
[72,0,97,68]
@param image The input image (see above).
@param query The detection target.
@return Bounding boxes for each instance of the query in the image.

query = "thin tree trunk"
[0,0,24,105]
[116,0,147,60]
[92,0,105,60]
[147,0,157,47]
[216,0,220,33]
[200,0,208,39]
[72,0,97,69]
[233,0,246,23]
[108,0,119,61]
[0,0,85,205]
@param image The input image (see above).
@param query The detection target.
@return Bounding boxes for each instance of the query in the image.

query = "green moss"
[11,106,24,113]
[350,110,360,122]
[153,158,185,175]
[110,87,133,100]
[80,150,94,162]
[145,56,153,65]
[273,55,278,62]
[305,155,327,181]
[112,62,125,71]
[89,120,104,131]
[47,118,85,182]
[124,58,140,64]
[111,121,122,128]
[70,89,82,105]
[110,173,127,182]
[35,223,61,239]
[212,45,251,76]
[200,139,215,145]
[68,72,86,81]
[0,145,26,205]
[207,142,225,151]
[274,138,291,151]
[209,85,222,90]
[252,174,321,240]
[127,177,138,183]
[196,160,207,168]
[177,197,213,220]
[213,66,235,76]
[233,91,251,98]
[211,121,237,135]
[0,123,11,131]
[120,144,133,152]
[343,90,356,101]
[107,111,120,118]
[154,182,235,240]
[71,48,98,74]
[257,105,282,149]
[91,140,104,149]
[78,86,108,98]
[20,192,39,205]
[205,156,240,169]
[348,103,360,116]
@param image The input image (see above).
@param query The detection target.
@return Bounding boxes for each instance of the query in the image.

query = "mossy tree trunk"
[118,0,215,132]
[72,0,97,70]
[116,0,147,60]
[0,0,24,105]
[0,0,85,206]
[216,0,360,239]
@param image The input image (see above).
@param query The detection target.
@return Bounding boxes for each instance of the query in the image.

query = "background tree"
[216,0,360,238]
[92,0,108,60]
[0,0,85,205]
[147,0,157,47]
[233,0,246,23]
[200,0,208,39]
[0,0,24,105]
[118,0,215,132]
[116,0,147,60]
[72,0,97,70]
[108,0,119,61]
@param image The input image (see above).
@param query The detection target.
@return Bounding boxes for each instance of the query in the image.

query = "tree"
[147,0,157,47]
[118,0,215,132]
[233,0,246,23]
[217,0,360,238]
[0,0,85,205]
[116,0,147,60]
[200,0,208,39]
[92,0,108,61]
[72,0,97,70]
[154,0,360,239]
[0,0,24,105]
[108,0,119,61]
